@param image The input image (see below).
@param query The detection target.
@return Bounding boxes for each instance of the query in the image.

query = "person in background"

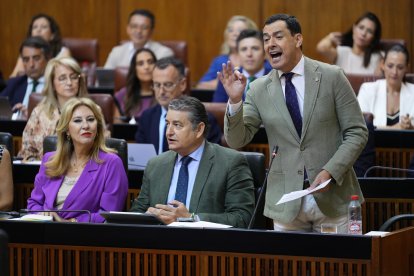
[135,57,222,154]
[130,96,254,227]
[0,146,13,211]
[358,44,414,129]
[18,57,89,161]
[104,9,173,68]
[113,48,157,123]
[1,37,51,119]
[316,11,382,76]
[197,15,266,90]
[220,14,367,233]
[213,29,271,102]
[27,97,128,223]
[10,13,70,78]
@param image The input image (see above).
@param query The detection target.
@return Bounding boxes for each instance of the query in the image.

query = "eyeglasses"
[56,74,80,84]
[152,80,182,92]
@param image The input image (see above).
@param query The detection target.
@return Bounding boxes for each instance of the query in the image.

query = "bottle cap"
[351,195,359,200]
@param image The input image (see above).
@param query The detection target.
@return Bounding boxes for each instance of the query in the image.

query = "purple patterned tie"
[283,72,302,137]
[174,156,192,204]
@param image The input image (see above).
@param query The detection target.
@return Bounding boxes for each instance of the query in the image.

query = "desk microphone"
[363,166,414,178]
[248,145,278,230]
[19,209,92,223]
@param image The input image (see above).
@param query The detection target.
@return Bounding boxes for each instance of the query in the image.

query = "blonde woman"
[27,97,128,223]
[18,57,88,161]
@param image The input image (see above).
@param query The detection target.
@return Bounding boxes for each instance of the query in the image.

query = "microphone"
[363,166,414,178]
[248,145,279,229]
[19,209,92,223]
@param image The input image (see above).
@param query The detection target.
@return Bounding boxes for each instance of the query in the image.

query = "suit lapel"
[302,58,321,138]
[189,142,214,212]
[155,151,176,204]
[63,159,98,209]
[266,70,301,142]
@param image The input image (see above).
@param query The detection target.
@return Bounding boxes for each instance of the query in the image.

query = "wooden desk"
[0,220,413,275]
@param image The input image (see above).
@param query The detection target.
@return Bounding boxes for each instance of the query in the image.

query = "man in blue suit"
[213,29,272,103]
[0,37,51,119]
[135,57,222,154]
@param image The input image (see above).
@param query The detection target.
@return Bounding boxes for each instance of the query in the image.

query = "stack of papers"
[11,214,53,221]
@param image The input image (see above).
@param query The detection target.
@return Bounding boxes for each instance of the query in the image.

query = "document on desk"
[276,179,331,205]
[13,160,41,165]
[168,221,232,229]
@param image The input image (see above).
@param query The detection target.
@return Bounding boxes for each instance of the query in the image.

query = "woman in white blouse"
[358,44,414,129]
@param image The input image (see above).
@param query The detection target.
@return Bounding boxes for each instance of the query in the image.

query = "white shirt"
[167,141,205,208]
[158,107,167,155]
[22,76,44,107]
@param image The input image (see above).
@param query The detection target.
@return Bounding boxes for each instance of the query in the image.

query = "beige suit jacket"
[225,57,368,223]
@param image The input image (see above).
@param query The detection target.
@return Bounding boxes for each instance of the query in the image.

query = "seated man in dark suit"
[0,37,51,119]
[130,96,255,227]
[213,29,272,103]
[135,57,222,154]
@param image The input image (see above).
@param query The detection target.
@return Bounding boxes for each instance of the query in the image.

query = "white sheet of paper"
[168,221,232,228]
[276,179,331,205]
[13,160,41,165]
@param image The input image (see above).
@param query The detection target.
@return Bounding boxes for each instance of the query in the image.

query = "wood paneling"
[0,0,413,84]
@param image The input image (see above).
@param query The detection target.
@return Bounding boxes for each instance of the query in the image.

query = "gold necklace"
[72,158,89,173]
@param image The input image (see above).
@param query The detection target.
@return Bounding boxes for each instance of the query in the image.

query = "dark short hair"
[168,96,210,137]
[155,57,185,78]
[236,29,264,50]
[128,9,155,29]
[264,14,302,35]
[19,36,52,59]
[27,13,62,57]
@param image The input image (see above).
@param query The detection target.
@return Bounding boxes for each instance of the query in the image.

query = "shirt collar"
[242,67,265,79]
[277,55,305,79]
[27,76,45,84]
[177,140,205,163]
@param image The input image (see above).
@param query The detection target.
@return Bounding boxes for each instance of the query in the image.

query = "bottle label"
[348,220,362,234]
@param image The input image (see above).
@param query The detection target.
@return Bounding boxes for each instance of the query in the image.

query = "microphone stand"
[19,209,92,223]
[248,145,278,230]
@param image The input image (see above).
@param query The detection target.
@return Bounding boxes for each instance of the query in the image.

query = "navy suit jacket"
[0,75,28,107]
[213,66,272,103]
[135,104,222,152]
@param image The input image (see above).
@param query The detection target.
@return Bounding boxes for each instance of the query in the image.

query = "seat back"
[27,93,44,119]
[0,132,13,155]
[89,93,114,129]
[114,67,129,93]
[62,38,99,65]
[240,151,267,229]
[345,73,380,95]
[202,102,226,131]
[43,136,128,173]
[160,40,188,65]
[379,38,406,52]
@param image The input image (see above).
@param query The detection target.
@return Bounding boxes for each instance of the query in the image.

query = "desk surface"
[0,220,372,259]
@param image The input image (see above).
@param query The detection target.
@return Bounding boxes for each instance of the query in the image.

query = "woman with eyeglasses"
[18,57,89,161]
[10,13,71,78]
[113,48,157,123]
[316,11,383,76]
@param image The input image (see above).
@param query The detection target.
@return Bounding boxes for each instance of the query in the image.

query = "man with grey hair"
[130,96,255,228]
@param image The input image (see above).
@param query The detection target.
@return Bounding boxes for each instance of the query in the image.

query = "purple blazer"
[27,150,128,223]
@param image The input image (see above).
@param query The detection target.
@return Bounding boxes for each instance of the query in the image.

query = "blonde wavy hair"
[45,97,115,177]
[39,57,89,119]
[220,15,258,55]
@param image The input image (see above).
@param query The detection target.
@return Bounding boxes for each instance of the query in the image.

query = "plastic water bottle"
[81,61,95,87]
[348,195,362,234]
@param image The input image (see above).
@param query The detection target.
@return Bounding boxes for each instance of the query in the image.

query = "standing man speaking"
[219,14,367,233]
